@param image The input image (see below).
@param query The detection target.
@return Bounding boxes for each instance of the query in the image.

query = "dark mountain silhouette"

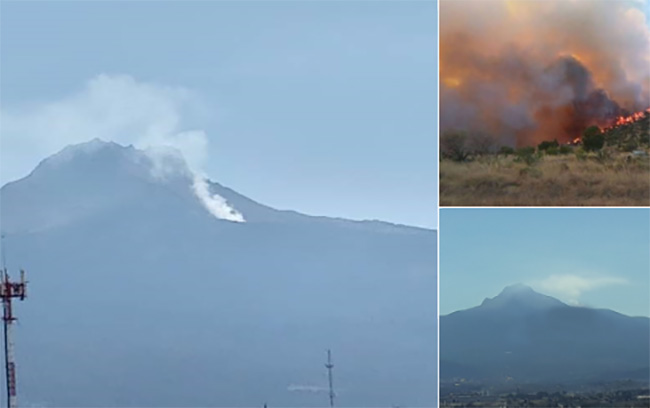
[0,139,437,407]
[440,284,650,384]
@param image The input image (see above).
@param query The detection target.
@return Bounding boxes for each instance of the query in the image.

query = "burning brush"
[440,0,650,148]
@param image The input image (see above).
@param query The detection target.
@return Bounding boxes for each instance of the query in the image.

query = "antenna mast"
[1,267,27,408]
[325,349,335,407]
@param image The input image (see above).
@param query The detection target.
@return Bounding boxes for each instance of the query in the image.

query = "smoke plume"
[0,74,245,222]
[440,0,650,146]
[192,175,245,222]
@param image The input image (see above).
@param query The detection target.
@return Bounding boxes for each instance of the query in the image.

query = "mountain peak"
[49,137,131,160]
[34,138,147,176]
[480,283,566,311]
[0,139,252,232]
[499,283,535,296]
[27,139,204,189]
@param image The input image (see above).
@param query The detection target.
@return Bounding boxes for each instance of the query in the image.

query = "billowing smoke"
[192,175,245,222]
[440,0,650,146]
[0,74,245,222]
[144,145,245,223]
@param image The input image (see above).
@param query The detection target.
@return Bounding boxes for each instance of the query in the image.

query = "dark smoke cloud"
[440,0,650,146]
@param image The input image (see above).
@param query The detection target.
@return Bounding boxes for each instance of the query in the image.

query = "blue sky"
[440,208,650,317]
[0,0,438,229]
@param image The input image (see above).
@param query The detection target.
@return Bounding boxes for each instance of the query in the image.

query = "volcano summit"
[440,284,650,384]
[0,139,437,407]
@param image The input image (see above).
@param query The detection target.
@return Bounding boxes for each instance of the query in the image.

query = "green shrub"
[538,139,559,152]
[546,146,559,155]
[499,146,515,156]
[514,146,539,165]
[559,145,572,155]
[582,126,605,151]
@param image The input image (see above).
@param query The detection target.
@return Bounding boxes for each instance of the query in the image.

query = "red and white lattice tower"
[1,269,26,408]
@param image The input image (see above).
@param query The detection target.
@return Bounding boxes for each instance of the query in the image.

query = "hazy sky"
[440,208,650,317]
[0,0,438,229]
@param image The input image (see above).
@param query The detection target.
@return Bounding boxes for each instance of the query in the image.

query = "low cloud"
[533,274,628,303]
[1,74,244,222]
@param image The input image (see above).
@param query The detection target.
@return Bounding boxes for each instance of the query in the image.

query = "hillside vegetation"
[440,114,650,206]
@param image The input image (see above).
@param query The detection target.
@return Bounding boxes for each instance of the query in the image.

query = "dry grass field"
[440,151,650,206]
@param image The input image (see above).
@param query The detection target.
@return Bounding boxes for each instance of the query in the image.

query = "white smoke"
[0,74,245,222]
[192,175,245,223]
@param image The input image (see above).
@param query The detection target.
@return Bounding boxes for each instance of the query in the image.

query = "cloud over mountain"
[534,274,628,304]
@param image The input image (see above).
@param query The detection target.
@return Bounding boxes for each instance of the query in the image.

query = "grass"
[440,151,650,206]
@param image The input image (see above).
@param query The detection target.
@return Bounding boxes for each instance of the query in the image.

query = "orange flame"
[613,108,650,127]
[595,108,650,133]
[573,108,648,143]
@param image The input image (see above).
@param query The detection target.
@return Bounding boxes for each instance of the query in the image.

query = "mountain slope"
[440,285,650,384]
[0,139,437,407]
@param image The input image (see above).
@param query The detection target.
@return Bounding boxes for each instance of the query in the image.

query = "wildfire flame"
[440,0,650,147]
[571,108,649,144]
[613,108,650,127]
[600,108,650,132]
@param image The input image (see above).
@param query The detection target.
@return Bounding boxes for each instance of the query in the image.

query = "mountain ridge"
[0,138,437,407]
[440,284,649,384]
[1,138,432,233]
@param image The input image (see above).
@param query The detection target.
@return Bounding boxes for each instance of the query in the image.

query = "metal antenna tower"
[1,268,27,408]
[325,349,335,407]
